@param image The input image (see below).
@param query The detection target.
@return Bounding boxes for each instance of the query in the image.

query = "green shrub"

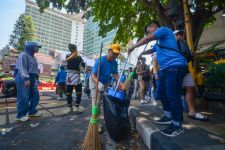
[205,63,225,93]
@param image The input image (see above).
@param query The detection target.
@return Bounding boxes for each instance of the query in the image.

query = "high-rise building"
[84,17,135,70]
[84,17,117,58]
[25,0,85,54]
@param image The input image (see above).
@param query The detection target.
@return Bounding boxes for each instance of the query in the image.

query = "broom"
[121,71,135,91]
[82,43,103,150]
[122,42,149,91]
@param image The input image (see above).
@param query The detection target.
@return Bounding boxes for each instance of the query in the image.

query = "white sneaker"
[57,97,62,100]
[141,100,149,104]
[16,116,30,122]
[29,111,42,117]
[98,125,103,134]
[73,106,84,113]
[152,100,158,106]
[145,99,150,103]
[145,96,151,101]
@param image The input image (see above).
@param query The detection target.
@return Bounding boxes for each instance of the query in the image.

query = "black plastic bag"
[103,94,130,142]
[1,80,17,98]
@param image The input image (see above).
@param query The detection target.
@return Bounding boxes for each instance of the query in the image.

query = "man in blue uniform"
[128,21,187,137]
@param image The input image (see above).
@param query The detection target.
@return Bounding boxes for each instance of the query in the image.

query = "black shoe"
[160,124,184,137]
[155,116,172,125]
[67,106,73,113]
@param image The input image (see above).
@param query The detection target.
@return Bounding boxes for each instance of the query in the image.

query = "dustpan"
[107,56,129,101]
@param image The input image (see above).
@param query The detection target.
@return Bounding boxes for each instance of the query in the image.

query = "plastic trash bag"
[103,94,130,142]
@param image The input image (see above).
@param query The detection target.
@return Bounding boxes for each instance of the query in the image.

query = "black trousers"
[66,83,82,107]
[58,82,66,98]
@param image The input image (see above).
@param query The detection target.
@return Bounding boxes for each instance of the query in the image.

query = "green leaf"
[9,14,35,52]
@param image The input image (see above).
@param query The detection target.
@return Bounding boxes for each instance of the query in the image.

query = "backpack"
[177,40,192,62]
[157,40,192,62]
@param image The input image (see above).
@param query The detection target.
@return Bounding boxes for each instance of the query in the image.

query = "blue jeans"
[157,66,187,127]
[15,72,39,118]
[154,79,159,99]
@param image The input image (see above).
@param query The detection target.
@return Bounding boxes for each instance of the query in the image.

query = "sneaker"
[140,99,149,104]
[16,116,30,122]
[67,106,73,113]
[152,100,158,106]
[73,106,84,113]
[155,116,171,125]
[160,124,184,137]
[57,97,62,100]
[98,125,103,134]
[29,111,42,117]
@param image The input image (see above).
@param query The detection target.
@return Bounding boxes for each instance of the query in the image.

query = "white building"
[68,12,86,52]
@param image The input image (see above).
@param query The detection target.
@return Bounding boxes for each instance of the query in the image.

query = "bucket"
[107,87,126,101]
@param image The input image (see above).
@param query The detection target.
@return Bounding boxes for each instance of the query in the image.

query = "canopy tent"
[82,57,95,67]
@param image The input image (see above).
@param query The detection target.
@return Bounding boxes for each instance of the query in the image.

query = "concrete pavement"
[0,91,147,150]
[129,99,225,150]
[1,91,224,150]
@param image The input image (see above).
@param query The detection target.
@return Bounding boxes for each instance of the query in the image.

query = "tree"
[35,0,225,49]
[9,14,35,51]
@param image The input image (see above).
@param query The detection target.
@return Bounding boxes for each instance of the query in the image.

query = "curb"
[136,116,159,149]
[129,104,225,150]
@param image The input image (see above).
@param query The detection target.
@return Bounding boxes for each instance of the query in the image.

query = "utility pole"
[183,0,196,80]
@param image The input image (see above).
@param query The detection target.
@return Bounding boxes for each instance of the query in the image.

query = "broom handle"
[114,55,129,94]
[114,42,149,92]
[94,43,103,105]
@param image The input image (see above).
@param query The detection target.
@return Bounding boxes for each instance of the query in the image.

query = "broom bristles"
[122,71,135,91]
[122,79,132,91]
[82,123,101,150]
[83,106,101,150]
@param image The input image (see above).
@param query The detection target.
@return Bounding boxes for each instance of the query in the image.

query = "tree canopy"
[9,14,35,51]
[36,0,225,49]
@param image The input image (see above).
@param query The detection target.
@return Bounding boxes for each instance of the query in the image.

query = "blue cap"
[25,41,42,48]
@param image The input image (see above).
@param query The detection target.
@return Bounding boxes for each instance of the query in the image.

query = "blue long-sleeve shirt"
[55,70,67,83]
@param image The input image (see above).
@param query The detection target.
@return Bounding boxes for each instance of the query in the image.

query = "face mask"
[34,46,39,53]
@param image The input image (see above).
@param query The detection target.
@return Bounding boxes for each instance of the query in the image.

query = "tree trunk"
[143,0,174,28]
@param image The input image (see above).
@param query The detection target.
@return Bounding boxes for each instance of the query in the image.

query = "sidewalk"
[0,91,146,150]
[0,92,69,126]
[129,100,225,150]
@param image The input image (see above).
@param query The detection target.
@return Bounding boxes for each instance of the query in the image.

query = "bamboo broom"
[122,42,149,91]
[121,71,135,91]
[82,43,103,150]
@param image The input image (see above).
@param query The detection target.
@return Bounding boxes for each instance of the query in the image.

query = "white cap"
[173,30,184,35]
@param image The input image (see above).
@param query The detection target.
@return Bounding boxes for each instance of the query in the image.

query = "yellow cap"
[109,44,121,54]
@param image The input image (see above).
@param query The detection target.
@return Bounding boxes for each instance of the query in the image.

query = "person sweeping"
[83,43,121,149]
[89,44,121,133]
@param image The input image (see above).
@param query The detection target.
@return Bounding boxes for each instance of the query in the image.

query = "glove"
[117,82,123,91]
[98,82,104,91]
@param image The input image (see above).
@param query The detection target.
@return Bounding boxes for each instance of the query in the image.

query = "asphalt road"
[0,91,148,150]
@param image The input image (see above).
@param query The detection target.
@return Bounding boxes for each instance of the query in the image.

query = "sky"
[0,0,25,49]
